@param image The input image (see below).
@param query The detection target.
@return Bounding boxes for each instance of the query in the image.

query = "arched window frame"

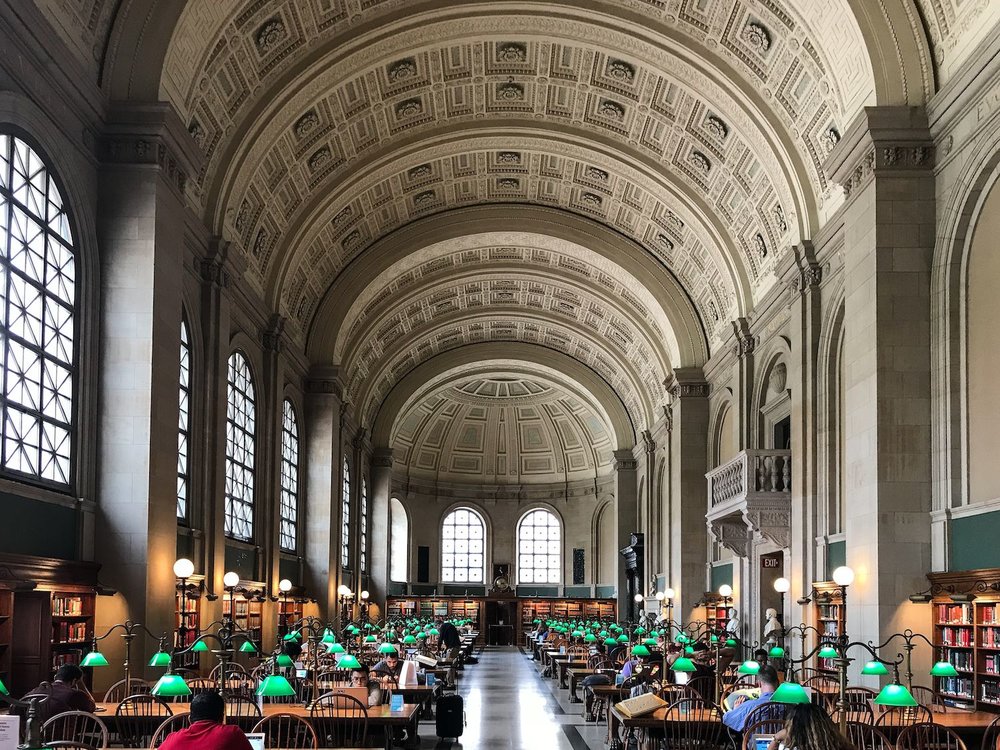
[279,399,300,552]
[176,316,191,522]
[0,131,78,489]
[360,476,368,572]
[224,351,256,541]
[517,508,562,584]
[341,457,351,569]
[440,506,486,584]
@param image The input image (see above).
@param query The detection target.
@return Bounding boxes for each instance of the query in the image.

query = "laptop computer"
[244,733,265,750]
[323,686,370,705]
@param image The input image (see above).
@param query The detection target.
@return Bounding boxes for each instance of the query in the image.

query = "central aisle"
[436,646,608,750]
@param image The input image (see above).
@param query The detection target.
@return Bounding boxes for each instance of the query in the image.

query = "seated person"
[159,691,253,750]
[350,664,383,707]
[372,650,404,680]
[25,664,96,721]
[723,664,781,731]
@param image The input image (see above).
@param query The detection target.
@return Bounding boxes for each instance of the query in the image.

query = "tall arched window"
[279,400,299,552]
[0,134,76,486]
[224,352,255,540]
[176,318,191,521]
[360,477,368,572]
[441,507,485,583]
[341,458,351,569]
[390,497,408,582]
[517,508,561,584]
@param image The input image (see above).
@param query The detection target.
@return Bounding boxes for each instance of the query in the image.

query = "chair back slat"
[41,710,108,749]
[846,721,894,750]
[309,693,368,748]
[896,722,968,750]
[149,712,192,748]
[114,694,173,748]
[662,698,725,750]
[252,712,320,749]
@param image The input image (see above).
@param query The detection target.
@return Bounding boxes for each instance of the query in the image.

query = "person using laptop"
[372,649,404,680]
[159,691,253,750]
[723,664,782,731]
[350,664,383,707]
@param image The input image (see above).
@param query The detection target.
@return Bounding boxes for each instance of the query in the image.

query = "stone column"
[260,314,286,648]
[731,318,756,448]
[827,107,934,664]
[303,368,344,620]
[779,244,823,630]
[369,449,393,607]
[668,367,710,618]
[641,431,657,576]
[95,105,200,678]
[613,449,638,618]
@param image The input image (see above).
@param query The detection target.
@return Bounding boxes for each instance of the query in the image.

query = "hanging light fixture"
[151,672,191,698]
[770,682,810,704]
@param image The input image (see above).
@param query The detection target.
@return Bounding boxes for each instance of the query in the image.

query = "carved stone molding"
[98,136,189,196]
[669,381,710,399]
[709,516,751,558]
[614,449,638,472]
[744,504,791,549]
[641,429,655,455]
[371,448,394,468]
[306,378,343,399]
[731,317,756,359]
[262,313,286,353]
[836,143,934,200]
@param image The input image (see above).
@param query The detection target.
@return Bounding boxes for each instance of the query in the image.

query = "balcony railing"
[705,449,792,554]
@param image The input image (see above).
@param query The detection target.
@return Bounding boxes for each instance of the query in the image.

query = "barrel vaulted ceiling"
[28,0,952,441]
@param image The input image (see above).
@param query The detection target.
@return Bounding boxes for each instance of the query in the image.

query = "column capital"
[825,106,934,201]
[666,367,709,399]
[262,313,286,354]
[778,242,823,301]
[371,448,394,468]
[306,365,345,399]
[613,449,638,472]
[730,317,756,360]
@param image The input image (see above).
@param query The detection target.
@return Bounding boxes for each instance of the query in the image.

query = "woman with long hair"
[768,703,855,750]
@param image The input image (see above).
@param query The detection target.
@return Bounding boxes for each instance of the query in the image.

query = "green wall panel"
[595,585,616,598]
[710,563,733,591]
[950,510,1000,570]
[826,541,846,580]
[0,494,76,559]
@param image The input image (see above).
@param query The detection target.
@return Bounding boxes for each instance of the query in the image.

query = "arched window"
[517,508,561,584]
[360,477,368,572]
[341,458,351,569]
[176,318,191,521]
[390,497,408,582]
[224,352,255,541]
[279,400,299,552]
[0,134,76,486]
[441,507,485,583]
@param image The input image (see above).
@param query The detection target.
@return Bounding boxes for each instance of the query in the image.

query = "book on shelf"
[941,648,972,670]
[54,621,89,642]
[983,627,1000,648]
[52,597,84,616]
[984,654,1000,675]
[936,604,973,625]
[982,679,1000,704]
[938,676,974,699]
[982,604,999,624]
[940,627,974,647]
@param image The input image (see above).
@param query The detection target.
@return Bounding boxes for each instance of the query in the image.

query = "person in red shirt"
[159,691,253,750]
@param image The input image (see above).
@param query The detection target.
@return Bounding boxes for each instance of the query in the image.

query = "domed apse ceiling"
[392,376,615,485]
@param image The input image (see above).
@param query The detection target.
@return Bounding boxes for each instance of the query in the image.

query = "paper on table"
[0,715,19,750]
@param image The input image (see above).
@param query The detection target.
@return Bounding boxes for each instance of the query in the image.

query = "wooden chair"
[980,713,1000,750]
[102,678,151,703]
[659,683,699,703]
[834,687,877,725]
[845,721,894,750]
[252,713,319,749]
[41,711,108,749]
[742,700,787,726]
[567,645,587,659]
[371,668,399,691]
[685,675,715,702]
[210,661,249,681]
[39,743,102,750]
[225,695,262,718]
[742,718,786,750]
[309,693,368,748]
[873,704,933,728]
[803,674,839,692]
[896,722,967,750]
[149,712,191,748]
[910,686,947,712]
[114,695,173,748]
[662,698,726,750]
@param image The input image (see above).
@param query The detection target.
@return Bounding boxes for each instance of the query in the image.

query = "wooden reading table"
[556,659,588,688]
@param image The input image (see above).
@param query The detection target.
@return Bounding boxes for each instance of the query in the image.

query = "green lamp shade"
[873,683,918,707]
[634,627,647,636]
[0,677,7,696]
[428,628,440,636]
[617,634,629,643]
[378,643,398,654]
[364,634,377,643]
[710,634,719,643]
[631,645,651,657]
[191,639,209,653]
[276,654,295,668]
[571,630,584,638]
[725,639,737,648]
[148,650,172,668]
[416,632,427,640]
[81,650,109,668]
[533,619,540,624]
[321,629,336,644]
[348,625,360,634]
[818,645,839,659]
[283,630,301,642]
[365,623,376,630]
[643,638,658,647]
[671,657,697,672]
[338,654,362,670]
[930,661,959,678]
[770,682,811,705]
[738,660,761,675]
[604,638,618,647]
[685,646,695,654]
[768,646,785,658]
[675,634,690,644]
[327,642,346,654]
[861,660,889,676]
[256,674,296,698]
[239,640,257,654]
[585,634,598,642]
[152,673,191,698]
[402,635,417,645]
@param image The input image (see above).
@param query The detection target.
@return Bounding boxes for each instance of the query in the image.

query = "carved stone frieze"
[262,314,286,353]
[839,144,935,199]
[98,137,188,196]
[709,516,751,558]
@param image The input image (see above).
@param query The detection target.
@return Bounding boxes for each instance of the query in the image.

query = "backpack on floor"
[436,692,465,739]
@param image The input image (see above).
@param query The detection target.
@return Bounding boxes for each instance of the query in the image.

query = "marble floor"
[418,646,608,749]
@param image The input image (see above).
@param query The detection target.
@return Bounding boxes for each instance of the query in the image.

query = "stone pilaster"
[667,368,710,618]
[613,449,638,618]
[369,449,394,606]
[260,313,286,649]
[95,104,200,683]
[826,107,934,674]
[303,367,345,620]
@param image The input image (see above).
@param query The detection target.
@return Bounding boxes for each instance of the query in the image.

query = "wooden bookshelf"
[518,598,616,629]
[928,569,1000,712]
[278,598,303,637]
[175,584,202,670]
[705,602,730,632]
[811,581,844,673]
[49,589,95,683]
[0,587,12,688]
[223,595,263,644]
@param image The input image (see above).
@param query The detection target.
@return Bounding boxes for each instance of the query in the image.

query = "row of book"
[936,603,974,625]
[53,621,88,642]
[981,680,1000,704]
[938,676,974,698]
[984,654,1000,675]
[940,626,974,646]
[983,627,1000,647]
[51,596,84,616]
[943,648,973,670]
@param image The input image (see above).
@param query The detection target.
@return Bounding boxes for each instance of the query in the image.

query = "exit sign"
[761,553,782,569]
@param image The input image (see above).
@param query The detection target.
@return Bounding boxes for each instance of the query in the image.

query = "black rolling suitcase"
[436,692,464,739]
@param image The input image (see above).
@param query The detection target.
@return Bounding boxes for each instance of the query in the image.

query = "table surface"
[95,701,419,725]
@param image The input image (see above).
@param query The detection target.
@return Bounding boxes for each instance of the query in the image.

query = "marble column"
[827,107,934,671]
[613,449,638,619]
[260,314,286,648]
[668,367,710,619]
[369,448,393,607]
[95,105,200,678]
